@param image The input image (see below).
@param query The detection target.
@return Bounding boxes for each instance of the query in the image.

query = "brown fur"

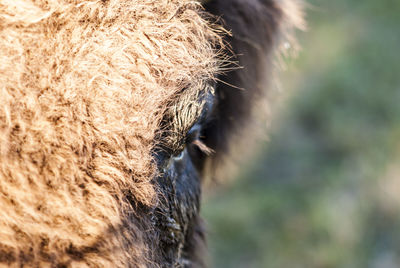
[202,0,305,180]
[0,0,303,267]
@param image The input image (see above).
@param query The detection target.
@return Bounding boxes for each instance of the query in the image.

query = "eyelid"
[186,124,201,144]
[172,86,215,160]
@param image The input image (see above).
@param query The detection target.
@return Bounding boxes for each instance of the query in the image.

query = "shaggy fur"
[0,0,303,267]
[202,0,305,179]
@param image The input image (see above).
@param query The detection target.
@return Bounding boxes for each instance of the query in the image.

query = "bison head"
[0,0,303,267]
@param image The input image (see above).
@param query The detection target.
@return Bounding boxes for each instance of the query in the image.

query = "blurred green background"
[202,0,400,267]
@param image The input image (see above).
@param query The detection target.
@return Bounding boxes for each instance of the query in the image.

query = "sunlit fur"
[0,0,303,266]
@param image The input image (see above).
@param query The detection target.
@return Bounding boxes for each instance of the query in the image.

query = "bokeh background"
[202,0,400,267]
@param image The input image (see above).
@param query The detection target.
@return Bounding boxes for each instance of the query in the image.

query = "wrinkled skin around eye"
[153,147,202,267]
[151,90,216,267]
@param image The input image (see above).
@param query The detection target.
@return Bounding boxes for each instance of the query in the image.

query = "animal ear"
[202,0,305,180]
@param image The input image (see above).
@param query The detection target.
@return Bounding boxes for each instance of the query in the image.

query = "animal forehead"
[1,1,221,128]
[0,0,222,205]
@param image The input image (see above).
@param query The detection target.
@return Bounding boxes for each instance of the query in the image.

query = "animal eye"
[186,123,213,160]
[186,124,201,145]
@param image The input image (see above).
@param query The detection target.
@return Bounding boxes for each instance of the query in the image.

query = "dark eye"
[184,123,213,171]
[186,124,201,145]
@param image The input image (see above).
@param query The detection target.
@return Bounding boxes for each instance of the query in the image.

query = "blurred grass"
[202,0,400,267]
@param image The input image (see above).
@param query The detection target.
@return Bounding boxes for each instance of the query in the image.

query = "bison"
[0,0,304,267]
